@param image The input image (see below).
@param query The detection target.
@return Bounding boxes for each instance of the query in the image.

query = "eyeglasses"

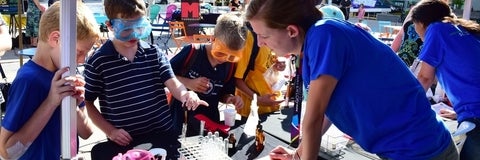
[211,40,243,62]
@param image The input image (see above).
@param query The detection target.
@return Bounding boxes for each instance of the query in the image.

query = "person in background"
[48,0,58,7]
[0,1,98,159]
[0,13,12,55]
[391,2,423,67]
[412,1,480,159]
[234,24,284,118]
[170,13,245,136]
[26,0,46,47]
[263,56,288,98]
[83,0,208,159]
[392,0,450,67]
[339,0,351,20]
[244,0,458,159]
[229,0,242,11]
[318,5,345,21]
[357,3,365,23]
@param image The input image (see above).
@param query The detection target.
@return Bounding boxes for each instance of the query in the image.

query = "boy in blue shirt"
[0,2,99,159]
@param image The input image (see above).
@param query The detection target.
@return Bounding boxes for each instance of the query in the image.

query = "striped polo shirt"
[84,40,175,136]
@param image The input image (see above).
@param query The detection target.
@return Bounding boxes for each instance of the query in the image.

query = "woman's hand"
[269,146,295,160]
[439,109,457,120]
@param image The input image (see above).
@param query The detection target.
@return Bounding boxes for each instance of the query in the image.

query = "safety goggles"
[211,40,243,62]
[110,17,152,41]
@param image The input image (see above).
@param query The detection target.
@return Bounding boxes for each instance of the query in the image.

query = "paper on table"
[431,102,453,115]
[255,155,271,160]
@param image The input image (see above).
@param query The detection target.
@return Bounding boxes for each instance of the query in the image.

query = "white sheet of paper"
[431,102,453,115]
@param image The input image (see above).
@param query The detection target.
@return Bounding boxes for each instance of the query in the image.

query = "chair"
[169,21,194,54]
[165,4,178,21]
[149,4,162,23]
[192,34,213,43]
[377,20,392,37]
[149,4,173,54]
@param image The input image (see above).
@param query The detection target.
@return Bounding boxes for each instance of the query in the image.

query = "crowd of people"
[0,0,479,159]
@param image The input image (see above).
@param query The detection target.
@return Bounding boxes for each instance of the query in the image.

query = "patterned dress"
[397,21,423,66]
[26,0,41,38]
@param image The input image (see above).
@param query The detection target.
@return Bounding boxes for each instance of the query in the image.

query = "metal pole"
[60,0,77,159]
[463,0,472,20]
[17,0,23,66]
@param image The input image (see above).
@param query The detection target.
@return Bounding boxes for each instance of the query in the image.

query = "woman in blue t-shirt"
[244,0,458,159]
[412,0,480,159]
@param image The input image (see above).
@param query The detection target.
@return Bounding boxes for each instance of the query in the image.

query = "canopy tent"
[323,0,473,20]
[463,0,472,20]
[14,0,77,159]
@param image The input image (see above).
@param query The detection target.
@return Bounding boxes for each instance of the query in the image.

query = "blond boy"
[0,2,99,159]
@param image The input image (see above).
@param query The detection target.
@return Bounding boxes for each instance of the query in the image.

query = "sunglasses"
[211,40,243,62]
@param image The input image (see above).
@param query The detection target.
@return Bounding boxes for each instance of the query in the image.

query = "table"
[188,23,216,35]
[2,14,27,37]
[93,13,108,25]
[383,25,402,35]
[228,120,292,160]
[258,108,380,160]
[17,47,35,59]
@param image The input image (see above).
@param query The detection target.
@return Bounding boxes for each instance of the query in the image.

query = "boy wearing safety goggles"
[170,13,246,136]
[83,0,208,159]
[0,2,98,159]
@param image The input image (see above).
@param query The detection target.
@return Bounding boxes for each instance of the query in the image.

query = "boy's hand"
[225,95,243,109]
[257,94,284,106]
[188,77,210,93]
[182,91,209,110]
[71,74,86,105]
[46,67,83,108]
[108,128,133,146]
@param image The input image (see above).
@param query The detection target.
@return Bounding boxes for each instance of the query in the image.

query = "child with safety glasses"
[83,0,208,159]
[169,13,246,137]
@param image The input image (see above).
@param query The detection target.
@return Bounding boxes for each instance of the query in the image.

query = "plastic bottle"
[244,94,259,136]
[227,133,237,153]
[255,122,265,152]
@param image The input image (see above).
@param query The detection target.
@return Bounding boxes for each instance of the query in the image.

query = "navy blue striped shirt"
[84,40,175,136]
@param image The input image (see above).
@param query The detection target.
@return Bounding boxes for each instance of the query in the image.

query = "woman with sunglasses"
[244,0,458,159]
[170,13,246,136]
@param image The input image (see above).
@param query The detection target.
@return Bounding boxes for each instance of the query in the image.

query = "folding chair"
[149,4,173,54]
[169,21,194,54]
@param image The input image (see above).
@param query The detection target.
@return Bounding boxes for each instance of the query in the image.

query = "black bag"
[0,63,11,112]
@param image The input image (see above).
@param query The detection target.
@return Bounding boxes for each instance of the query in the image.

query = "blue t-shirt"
[418,22,480,123]
[302,19,451,159]
[3,61,61,159]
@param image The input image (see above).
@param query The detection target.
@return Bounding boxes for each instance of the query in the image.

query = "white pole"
[463,0,472,20]
[60,0,77,159]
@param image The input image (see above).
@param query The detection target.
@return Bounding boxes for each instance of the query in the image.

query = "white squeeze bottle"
[244,94,259,137]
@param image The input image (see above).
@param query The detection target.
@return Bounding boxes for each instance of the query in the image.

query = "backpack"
[243,23,260,80]
[181,44,235,83]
